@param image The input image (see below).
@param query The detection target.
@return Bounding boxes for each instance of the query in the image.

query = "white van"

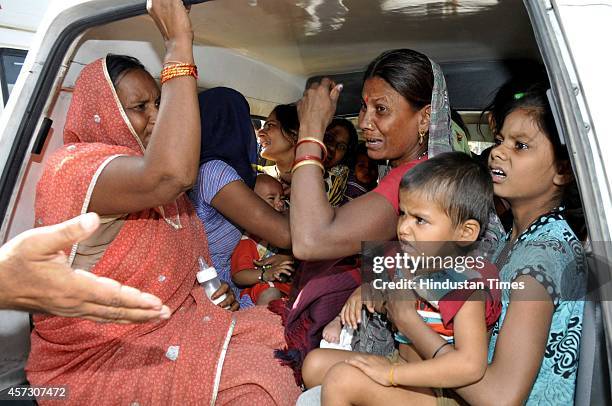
[0,0,610,403]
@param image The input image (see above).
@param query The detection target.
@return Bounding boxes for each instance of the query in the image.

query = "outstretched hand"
[297,78,343,139]
[0,213,171,323]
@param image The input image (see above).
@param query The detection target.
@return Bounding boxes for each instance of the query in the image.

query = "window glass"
[0,49,27,105]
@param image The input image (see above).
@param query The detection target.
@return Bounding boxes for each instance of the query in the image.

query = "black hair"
[364,49,433,111]
[105,54,146,88]
[485,77,585,238]
[451,109,470,138]
[327,117,359,167]
[479,71,547,137]
[400,152,493,235]
[271,104,299,144]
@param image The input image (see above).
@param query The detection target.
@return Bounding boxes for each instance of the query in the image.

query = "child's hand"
[211,282,240,311]
[340,285,386,329]
[253,253,294,269]
[385,289,418,331]
[340,286,363,329]
[262,262,294,282]
[346,354,395,387]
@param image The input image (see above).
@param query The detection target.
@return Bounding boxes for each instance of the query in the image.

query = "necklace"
[274,165,292,186]
[274,165,291,176]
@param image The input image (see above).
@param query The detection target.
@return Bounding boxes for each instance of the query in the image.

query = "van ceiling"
[83,0,541,113]
[89,0,539,78]
[188,0,540,76]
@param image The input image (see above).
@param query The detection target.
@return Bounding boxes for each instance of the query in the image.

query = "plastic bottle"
[197,257,227,306]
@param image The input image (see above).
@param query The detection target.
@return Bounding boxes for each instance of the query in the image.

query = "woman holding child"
[258,104,300,197]
[27,1,300,404]
[292,48,585,405]
[190,87,293,309]
[258,105,361,206]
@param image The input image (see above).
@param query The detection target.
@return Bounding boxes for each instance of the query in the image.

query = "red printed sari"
[27,58,300,405]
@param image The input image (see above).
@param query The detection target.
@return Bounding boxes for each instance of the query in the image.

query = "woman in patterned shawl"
[291,48,497,261]
[26,2,300,404]
[276,49,485,386]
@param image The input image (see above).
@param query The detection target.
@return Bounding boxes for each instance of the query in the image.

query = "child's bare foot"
[322,316,342,343]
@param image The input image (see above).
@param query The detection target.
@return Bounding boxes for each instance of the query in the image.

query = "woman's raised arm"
[290,79,397,260]
[89,0,200,216]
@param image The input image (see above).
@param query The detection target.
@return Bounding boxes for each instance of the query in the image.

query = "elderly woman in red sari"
[26,1,300,405]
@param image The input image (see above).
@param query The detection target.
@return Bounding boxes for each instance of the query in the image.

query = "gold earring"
[418,129,426,145]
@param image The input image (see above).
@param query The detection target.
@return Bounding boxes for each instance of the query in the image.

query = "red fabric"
[271,257,362,384]
[231,238,260,277]
[437,261,502,332]
[27,58,299,405]
[372,157,427,214]
[231,238,291,302]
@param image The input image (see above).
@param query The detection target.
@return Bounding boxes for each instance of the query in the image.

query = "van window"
[0,48,27,105]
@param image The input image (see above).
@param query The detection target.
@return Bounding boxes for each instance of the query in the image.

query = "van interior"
[0,0,610,403]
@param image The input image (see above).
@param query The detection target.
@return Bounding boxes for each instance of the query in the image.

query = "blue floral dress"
[488,209,586,404]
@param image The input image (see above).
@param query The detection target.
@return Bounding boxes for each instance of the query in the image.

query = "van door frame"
[525,0,612,400]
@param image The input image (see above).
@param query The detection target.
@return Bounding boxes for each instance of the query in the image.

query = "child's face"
[323,125,350,169]
[254,178,286,212]
[397,189,466,257]
[489,109,560,205]
[354,153,378,184]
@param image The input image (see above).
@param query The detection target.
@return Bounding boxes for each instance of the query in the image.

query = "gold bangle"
[389,364,398,387]
[291,159,325,174]
[160,63,198,84]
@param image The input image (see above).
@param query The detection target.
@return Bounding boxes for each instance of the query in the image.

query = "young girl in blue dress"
[354,79,587,405]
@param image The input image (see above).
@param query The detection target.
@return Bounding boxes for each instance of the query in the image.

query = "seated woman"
[322,118,358,206]
[257,104,299,198]
[258,106,357,206]
[292,49,585,404]
[275,49,462,381]
[190,87,292,309]
[26,2,300,404]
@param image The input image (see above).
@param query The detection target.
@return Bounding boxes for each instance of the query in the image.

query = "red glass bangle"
[296,138,328,161]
